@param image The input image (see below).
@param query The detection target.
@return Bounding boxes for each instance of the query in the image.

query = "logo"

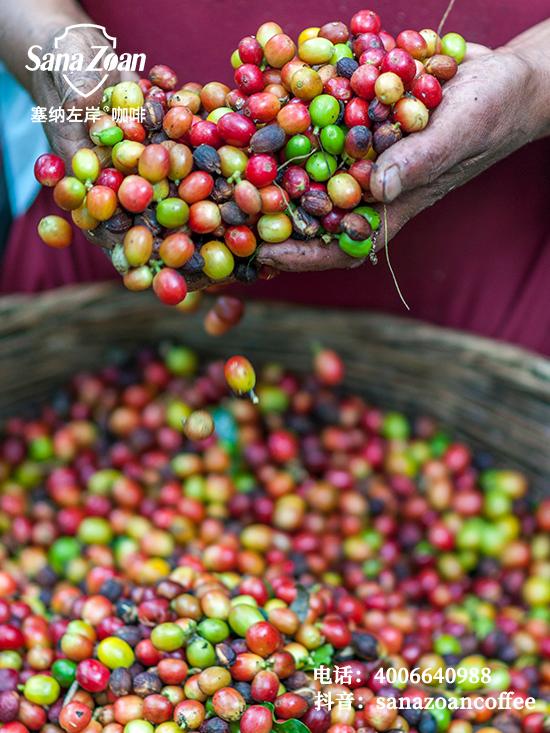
[26,24,146,98]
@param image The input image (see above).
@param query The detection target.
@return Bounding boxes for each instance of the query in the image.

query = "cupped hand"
[32,25,140,259]
[257,41,546,272]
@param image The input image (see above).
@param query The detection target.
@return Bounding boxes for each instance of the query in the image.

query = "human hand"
[32,24,141,259]
[257,40,550,272]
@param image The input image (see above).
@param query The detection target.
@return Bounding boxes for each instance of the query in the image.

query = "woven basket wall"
[1,282,549,494]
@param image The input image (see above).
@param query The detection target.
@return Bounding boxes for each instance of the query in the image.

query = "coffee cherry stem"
[314,131,334,182]
[383,203,409,310]
[62,680,80,707]
[276,150,314,173]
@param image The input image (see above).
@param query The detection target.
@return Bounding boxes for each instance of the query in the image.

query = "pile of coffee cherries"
[1,344,550,733]
[35,10,467,306]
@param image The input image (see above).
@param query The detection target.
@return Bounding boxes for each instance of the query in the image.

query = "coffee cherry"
[123,266,153,291]
[86,186,118,221]
[393,97,429,133]
[424,54,459,81]
[183,411,215,441]
[374,72,404,104]
[396,30,428,60]
[225,356,256,397]
[380,48,416,84]
[59,702,92,733]
[149,65,178,91]
[412,75,443,108]
[72,149,100,184]
[54,178,87,211]
[34,154,66,187]
[264,34,296,68]
[159,233,194,268]
[245,155,278,188]
[153,268,188,306]
[419,29,443,56]
[38,216,74,249]
[350,9,382,36]
[138,145,171,183]
[156,198,190,228]
[238,36,264,66]
[200,241,235,279]
[111,81,144,111]
[118,176,154,213]
[441,32,467,63]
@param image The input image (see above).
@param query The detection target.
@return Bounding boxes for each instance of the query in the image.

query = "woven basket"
[1,282,549,493]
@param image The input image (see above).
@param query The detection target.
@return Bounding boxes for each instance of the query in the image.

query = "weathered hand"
[257,38,550,272]
[31,25,139,258]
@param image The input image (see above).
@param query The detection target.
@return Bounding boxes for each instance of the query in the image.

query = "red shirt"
[3,0,550,353]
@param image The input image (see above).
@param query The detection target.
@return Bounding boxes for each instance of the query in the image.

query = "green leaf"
[303,643,334,671]
[289,584,310,622]
[259,704,311,733]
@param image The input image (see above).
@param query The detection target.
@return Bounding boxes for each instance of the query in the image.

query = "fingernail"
[383,165,402,203]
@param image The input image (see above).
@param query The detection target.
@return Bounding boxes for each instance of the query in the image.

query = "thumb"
[369,112,461,203]
[51,26,119,111]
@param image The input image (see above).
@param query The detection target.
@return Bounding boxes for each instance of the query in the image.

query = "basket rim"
[1,281,549,379]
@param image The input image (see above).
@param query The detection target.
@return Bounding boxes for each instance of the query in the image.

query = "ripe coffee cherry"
[277,102,311,135]
[264,34,296,68]
[240,706,273,733]
[238,36,264,65]
[235,64,265,94]
[245,93,281,124]
[246,622,281,657]
[353,32,383,58]
[163,106,193,139]
[380,48,416,84]
[59,702,92,733]
[138,144,171,183]
[225,226,257,257]
[96,168,124,192]
[282,167,310,199]
[117,175,154,213]
[189,120,224,149]
[153,268,188,306]
[75,659,110,692]
[234,180,262,214]
[86,186,118,221]
[375,72,404,104]
[178,172,215,204]
[149,64,178,91]
[34,154,66,186]
[183,411,215,441]
[250,670,279,702]
[350,65,380,100]
[225,356,256,397]
[217,113,257,147]
[314,348,345,385]
[344,98,370,128]
[393,96,429,133]
[396,30,428,60]
[245,155,278,188]
[350,9,382,35]
[273,692,308,720]
[38,216,74,249]
[159,233,195,268]
[412,74,443,108]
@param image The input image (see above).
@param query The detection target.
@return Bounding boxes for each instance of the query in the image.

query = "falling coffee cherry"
[225,356,258,402]
[183,410,215,441]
